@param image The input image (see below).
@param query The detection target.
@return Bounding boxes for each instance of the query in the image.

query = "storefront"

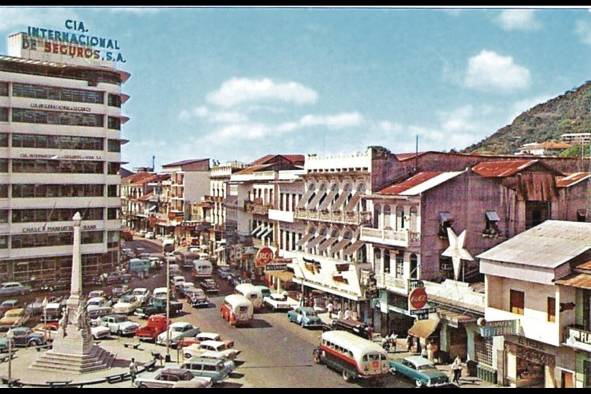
[503,336,556,388]
[374,290,415,337]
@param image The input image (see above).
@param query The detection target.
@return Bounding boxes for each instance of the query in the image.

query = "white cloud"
[206,78,318,108]
[378,120,403,132]
[495,9,541,31]
[0,7,78,31]
[464,50,531,93]
[575,19,591,46]
[299,112,364,129]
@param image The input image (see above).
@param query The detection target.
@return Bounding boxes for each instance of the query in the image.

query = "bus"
[313,330,390,383]
[234,283,264,310]
[220,294,253,327]
[192,259,213,279]
[162,238,175,253]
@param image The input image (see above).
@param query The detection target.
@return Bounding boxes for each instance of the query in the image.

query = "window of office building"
[108,93,121,107]
[0,133,7,147]
[107,185,119,197]
[0,107,7,122]
[107,162,120,175]
[0,184,7,198]
[107,231,119,248]
[12,184,103,198]
[510,289,525,315]
[12,108,104,127]
[107,116,120,130]
[0,159,7,172]
[547,297,556,322]
[12,207,103,223]
[0,235,7,249]
[12,83,104,104]
[11,230,103,249]
[107,139,121,152]
[12,159,103,174]
[0,62,122,85]
[12,133,103,150]
[107,208,119,220]
[0,82,8,96]
[0,210,7,223]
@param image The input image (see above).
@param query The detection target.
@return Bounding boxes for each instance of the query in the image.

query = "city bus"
[192,259,213,279]
[234,283,264,310]
[220,294,253,327]
[313,330,390,383]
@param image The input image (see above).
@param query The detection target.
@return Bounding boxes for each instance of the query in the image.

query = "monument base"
[30,345,115,374]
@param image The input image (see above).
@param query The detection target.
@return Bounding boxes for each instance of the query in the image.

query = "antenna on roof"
[152,155,155,172]
[414,135,419,173]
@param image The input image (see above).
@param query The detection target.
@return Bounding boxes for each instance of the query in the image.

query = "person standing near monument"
[129,358,138,386]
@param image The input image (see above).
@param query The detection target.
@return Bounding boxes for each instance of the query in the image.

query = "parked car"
[200,279,219,294]
[177,332,234,349]
[110,286,131,303]
[32,322,59,341]
[25,299,44,316]
[98,314,140,336]
[389,356,452,388]
[0,309,29,329]
[152,287,168,300]
[216,267,233,280]
[0,300,20,318]
[0,282,31,296]
[88,290,106,299]
[43,302,62,322]
[112,294,142,315]
[105,273,122,285]
[156,322,200,347]
[188,288,210,308]
[181,356,235,384]
[87,305,113,320]
[91,325,111,340]
[131,288,151,304]
[145,231,155,239]
[183,340,241,361]
[134,297,183,319]
[0,336,15,353]
[86,297,111,309]
[133,368,212,388]
[287,307,323,328]
[7,326,46,347]
[135,315,170,342]
[331,318,373,340]
[177,282,196,298]
[171,275,186,288]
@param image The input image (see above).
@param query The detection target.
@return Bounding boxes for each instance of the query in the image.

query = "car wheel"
[138,384,148,388]
[117,330,122,336]
[184,353,192,359]
[342,369,353,382]
[416,380,425,388]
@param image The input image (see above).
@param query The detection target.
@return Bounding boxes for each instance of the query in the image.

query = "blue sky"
[1,7,591,170]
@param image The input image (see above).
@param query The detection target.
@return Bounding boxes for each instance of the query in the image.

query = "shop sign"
[478,319,519,338]
[408,279,424,290]
[31,103,91,112]
[565,326,591,353]
[504,342,555,366]
[24,20,126,63]
[408,286,428,310]
[18,153,103,161]
[255,246,274,268]
[264,263,288,271]
[22,224,97,233]
[409,307,437,315]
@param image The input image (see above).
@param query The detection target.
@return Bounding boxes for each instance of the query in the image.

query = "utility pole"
[165,256,171,362]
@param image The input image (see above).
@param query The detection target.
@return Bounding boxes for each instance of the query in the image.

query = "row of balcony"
[359,226,420,248]
[294,209,372,225]
[244,199,273,216]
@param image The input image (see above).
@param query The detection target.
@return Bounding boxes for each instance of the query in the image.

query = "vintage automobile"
[43,302,63,322]
[263,293,299,312]
[0,282,31,296]
[131,288,151,304]
[32,322,59,341]
[389,356,452,388]
[177,332,234,349]
[0,336,15,353]
[0,308,29,329]
[331,318,373,340]
[200,279,219,294]
[155,322,200,347]
[86,297,111,309]
[183,340,241,361]
[133,368,212,389]
[135,315,170,342]
[88,290,106,299]
[180,356,235,384]
[97,314,140,336]
[188,288,209,308]
[111,285,131,301]
[25,299,44,316]
[87,305,113,320]
[177,282,196,298]
[287,307,323,328]
[0,300,20,318]
[91,325,111,340]
[133,297,183,319]
[112,294,142,315]
[7,327,46,347]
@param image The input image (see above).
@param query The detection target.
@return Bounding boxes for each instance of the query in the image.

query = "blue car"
[287,307,323,328]
[389,356,452,388]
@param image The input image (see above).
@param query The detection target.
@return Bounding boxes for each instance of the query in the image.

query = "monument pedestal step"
[30,346,115,374]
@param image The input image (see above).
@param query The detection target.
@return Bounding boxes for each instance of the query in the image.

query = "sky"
[1,6,590,170]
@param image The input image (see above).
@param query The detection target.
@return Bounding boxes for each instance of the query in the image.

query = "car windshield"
[132,290,146,295]
[417,364,437,371]
[173,326,188,332]
[120,295,135,303]
[303,309,317,316]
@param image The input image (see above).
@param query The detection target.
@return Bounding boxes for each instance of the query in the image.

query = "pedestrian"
[337,308,344,320]
[344,308,351,320]
[416,337,422,355]
[129,357,138,386]
[451,355,462,385]
[406,335,413,352]
[327,301,334,319]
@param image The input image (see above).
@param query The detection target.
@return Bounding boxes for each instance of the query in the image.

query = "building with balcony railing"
[479,221,591,388]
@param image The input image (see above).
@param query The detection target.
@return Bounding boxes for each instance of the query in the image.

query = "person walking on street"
[327,301,334,319]
[451,356,462,386]
[406,335,413,352]
[129,358,138,386]
[344,308,351,320]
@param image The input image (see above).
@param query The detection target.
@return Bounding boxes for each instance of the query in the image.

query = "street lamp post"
[7,330,13,385]
[165,253,171,362]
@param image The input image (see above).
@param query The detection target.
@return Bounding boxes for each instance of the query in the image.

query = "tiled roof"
[471,159,539,177]
[162,158,209,168]
[122,172,154,185]
[556,172,591,188]
[234,163,275,175]
[251,154,305,166]
[377,171,442,195]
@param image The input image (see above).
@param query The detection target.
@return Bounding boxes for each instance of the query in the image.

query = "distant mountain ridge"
[464,81,591,154]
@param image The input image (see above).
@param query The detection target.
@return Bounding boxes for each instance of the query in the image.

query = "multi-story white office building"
[0,31,130,286]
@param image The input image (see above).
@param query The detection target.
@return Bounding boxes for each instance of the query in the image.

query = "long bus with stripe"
[313,330,390,383]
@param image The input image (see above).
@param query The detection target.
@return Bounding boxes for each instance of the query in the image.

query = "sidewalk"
[316,312,499,389]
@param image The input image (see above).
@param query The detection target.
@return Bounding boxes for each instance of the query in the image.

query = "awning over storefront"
[344,191,364,213]
[254,224,268,237]
[318,189,338,211]
[408,317,440,339]
[307,235,325,249]
[296,189,315,209]
[296,232,315,247]
[317,237,338,253]
[251,223,264,235]
[556,273,591,290]
[260,226,273,239]
[267,271,294,282]
[330,239,351,254]
[437,307,478,328]
[331,191,350,212]
[343,240,365,256]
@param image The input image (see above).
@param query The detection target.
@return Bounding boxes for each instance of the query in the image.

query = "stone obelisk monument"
[31,212,114,373]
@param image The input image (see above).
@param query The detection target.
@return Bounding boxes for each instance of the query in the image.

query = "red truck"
[135,315,170,342]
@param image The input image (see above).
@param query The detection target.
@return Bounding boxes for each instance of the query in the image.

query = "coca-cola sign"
[408,287,428,310]
[255,246,274,268]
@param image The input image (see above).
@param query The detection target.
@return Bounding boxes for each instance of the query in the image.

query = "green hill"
[464,81,591,154]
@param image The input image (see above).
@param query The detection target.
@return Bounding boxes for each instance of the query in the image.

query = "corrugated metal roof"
[162,158,209,168]
[234,163,275,175]
[377,172,442,195]
[399,171,464,195]
[556,273,591,290]
[472,159,538,177]
[556,172,591,188]
[251,154,305,166]
[477,220,591,268]
[575,260,591,272]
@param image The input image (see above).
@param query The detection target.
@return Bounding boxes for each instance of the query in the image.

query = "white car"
[90,325,111,340]
[264,293,299,311]
[171,275,186,287]
[86,296,111,309]
[134,368,212,389]
[112,295,142,315]
[153,287,168,300]
[131,288,151,304]
[183,340,241,361]
[195,332,234,348]
[99,314,140,336]
[88,290,106,299]
[156,322,200,346]
[145,232,155,239]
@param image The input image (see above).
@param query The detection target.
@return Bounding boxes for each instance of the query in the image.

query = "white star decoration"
[442,227,474,281]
